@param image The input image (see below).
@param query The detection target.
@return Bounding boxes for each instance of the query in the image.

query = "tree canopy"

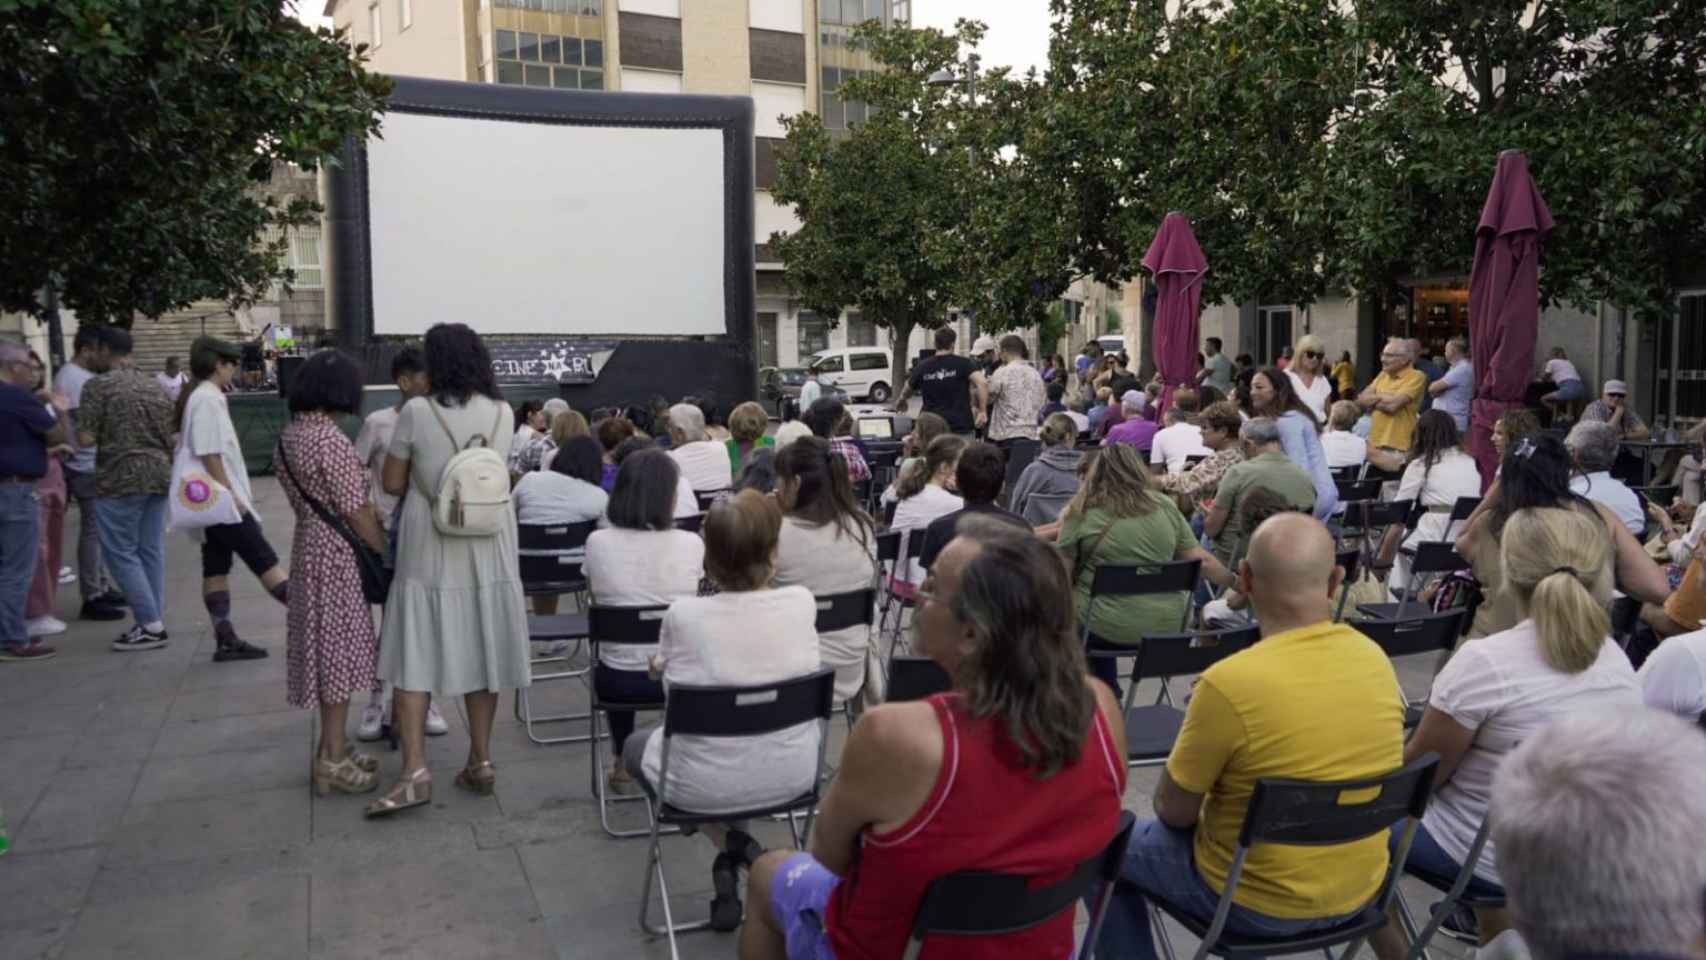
[0,0,391,323]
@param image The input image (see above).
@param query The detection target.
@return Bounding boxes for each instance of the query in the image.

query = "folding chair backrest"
[517,520,598,591]
[1344,498,1414,533]
[663,669,836,738]
[866,443,903,472]
[1349,611,1465,659]
[587,604,668,656]
[907,812,1136,948]
[1335,548,1361,583]
[1635,485,1678,509]
[1130,625,1258,682]
[1240,753,1439,849]
[675,512,705,533]
[1184,454,1208,469]
[1448,496,1482,523]
[1089,559,1202,600]
[877,529,901,564]
[884,500,899,527]
[1410,541,1471,575]
[694,489,727,513]
[518,520,599,553]
[815,588,877,633]
[1331,465,1361,482]
[888,657,952,703]
[1335,478,1382,504]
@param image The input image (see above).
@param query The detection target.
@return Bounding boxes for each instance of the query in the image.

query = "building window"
[495,30,604,88]
[399,0,412,30]
[820,66,868,130]
[798,312,831,357]
[290,228,324,289]
[496,29,516,59]
[493,0,601,11]
[819,0,884,25]
[846,311,876,347]
[757,312,779,368]
[368,2,381,47]
[891,0,909,23]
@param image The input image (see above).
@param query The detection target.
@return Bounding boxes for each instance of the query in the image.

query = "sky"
[290,1,1051,75]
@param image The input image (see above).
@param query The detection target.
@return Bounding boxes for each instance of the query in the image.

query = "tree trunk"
[890,316,917,405]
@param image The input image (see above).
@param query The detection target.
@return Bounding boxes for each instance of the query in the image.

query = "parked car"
[807,347,895,403]
[760,366,849,420]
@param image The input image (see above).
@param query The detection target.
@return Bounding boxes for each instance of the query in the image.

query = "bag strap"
[275,435,370,559]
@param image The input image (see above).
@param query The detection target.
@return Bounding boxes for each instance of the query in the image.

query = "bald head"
[1241,513,1340,632]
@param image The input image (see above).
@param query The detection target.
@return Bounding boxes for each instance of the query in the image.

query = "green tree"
[0,0,391,324]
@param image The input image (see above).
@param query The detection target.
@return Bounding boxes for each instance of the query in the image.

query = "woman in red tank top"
[737,516,1130,960]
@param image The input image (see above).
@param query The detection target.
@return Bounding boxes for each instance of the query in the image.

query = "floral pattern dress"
[277,413,378,708]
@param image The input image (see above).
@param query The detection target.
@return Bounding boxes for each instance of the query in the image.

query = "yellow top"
[1366,368,1428,451]
[1166,620,1405,918]
[1331,360,1355,397]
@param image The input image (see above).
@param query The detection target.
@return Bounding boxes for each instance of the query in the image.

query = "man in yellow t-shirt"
[1358,337,1429,472]
[1093,514,1404,959]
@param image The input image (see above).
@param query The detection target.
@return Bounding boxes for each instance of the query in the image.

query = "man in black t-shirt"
[894,327,985,435]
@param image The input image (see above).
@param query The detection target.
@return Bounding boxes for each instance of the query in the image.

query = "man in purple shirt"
[1104,391,1158,454]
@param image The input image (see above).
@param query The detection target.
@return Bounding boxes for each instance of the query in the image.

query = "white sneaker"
[425,701,449,736]
[356,701,385,741]
[25,616,67,638]
[534,639,572,659]
[57,566,76,585]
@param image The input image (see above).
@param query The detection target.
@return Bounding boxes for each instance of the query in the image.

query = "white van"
[808,348,895,403]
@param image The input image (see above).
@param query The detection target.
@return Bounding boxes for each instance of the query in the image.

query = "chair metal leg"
[1152,902,1178,960]
[516,688,593,745]
[637,805,710,956]
[590,707,678,840]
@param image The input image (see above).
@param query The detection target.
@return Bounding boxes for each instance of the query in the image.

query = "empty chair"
[512,519,598,745]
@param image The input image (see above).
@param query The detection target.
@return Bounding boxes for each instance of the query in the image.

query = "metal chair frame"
[1394,813,1504,960]
[1356,541,1470,623]
[584,604,679,840]
[1080,559,1202,707]
[514,521,597,745]
[1085,622,1257,767]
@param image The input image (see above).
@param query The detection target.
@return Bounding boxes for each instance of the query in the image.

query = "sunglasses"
[1301,351,1322,359]
[1607,393,1626,399]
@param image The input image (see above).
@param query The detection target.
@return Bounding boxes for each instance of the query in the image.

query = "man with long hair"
[738,517,1129,959]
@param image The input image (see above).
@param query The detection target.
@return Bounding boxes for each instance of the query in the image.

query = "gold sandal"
[343,744,378,774]
[454,760,497,796]
[313,752,379,796]
[363,768,431,817]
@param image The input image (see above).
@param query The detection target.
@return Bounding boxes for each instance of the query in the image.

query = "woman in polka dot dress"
[275,351,388,798]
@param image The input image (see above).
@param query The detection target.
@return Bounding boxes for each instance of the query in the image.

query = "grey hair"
[1121,391,1147,415]
[1492,707,1706,960]
[1446,336,1469,357]
[1565,420,1619,472]
[1163,406,1189,425]
[668,402,708,442]
[542,397,569,418]
[1240,416,1281,446]
[0,341,28,365]
[1386,337,1415,361]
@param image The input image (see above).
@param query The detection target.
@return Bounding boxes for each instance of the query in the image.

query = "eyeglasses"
[1607,392,1626,399]
[1301,351,1322,359]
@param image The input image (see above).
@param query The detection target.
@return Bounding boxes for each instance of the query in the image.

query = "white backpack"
[416,401,511,537]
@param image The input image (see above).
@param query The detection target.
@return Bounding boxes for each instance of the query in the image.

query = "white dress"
[1287,369,1332,423]
[1390,448,1482,596]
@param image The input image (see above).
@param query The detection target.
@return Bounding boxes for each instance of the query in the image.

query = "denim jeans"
[0,483,41,650]
[92,494,167,626]
[63,467,112,601]
[1090,818,1365,960]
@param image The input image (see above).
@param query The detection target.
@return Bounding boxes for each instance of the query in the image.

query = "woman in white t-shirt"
[1540,346,1587,403]
[583,448,704,794]
[1320,400,1368,470]
[1371,506,1638,957]
[888,433,967,586]
[1381,411,1483,596]
[1284,333,1333,423]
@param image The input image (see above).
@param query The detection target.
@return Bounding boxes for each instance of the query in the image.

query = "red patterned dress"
[277,413,378,708]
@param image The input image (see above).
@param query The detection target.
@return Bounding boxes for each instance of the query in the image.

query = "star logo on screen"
[539,350,573,381]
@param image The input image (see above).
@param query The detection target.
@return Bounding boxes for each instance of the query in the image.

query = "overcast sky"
[290,2,1050,74]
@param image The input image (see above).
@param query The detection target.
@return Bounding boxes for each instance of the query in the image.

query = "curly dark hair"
[423,323,501,406]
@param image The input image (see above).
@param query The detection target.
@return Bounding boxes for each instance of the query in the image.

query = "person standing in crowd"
[369,323,529,817]
[77,327,175,652]
[23,352,69,641]
[275,349,388,797]
[0,343,71,662]
[797,366,823,417]
[1539,346,1587,415]
[1104,390,1158,454]
[1198,336,1234,395]
[1321,400,1369,469]
[53,326,121,622]
[1148,389,1211,474]
[1008,413,1083,524]
[803,398,870,484]
[724,401,773,476]
[739,518,1128,959]
[1250,368,1337,519]
[1359,337,1429,472]
[1379,411,1483,596]
[1155,401,1246,506]
[351,346,448,743]
[1096,514,1403,957]
[1284,335,1332,423]
[1331,350,1356,399]
[667,402,735,493]
[178,336,287,662]
[1205,418,1316,566]
[1579,378,1650,441]
[1486,708,1706,960]
[154,356,188,402]
[1274,344,1293,370]
[894,327,983,437]
[1429,336,1474,433]
[986,335,1045,479]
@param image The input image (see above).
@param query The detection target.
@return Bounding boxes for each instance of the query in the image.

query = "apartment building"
[326,0,926,373]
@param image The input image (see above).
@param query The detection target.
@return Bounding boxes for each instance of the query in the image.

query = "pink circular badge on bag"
[183,478,212,506]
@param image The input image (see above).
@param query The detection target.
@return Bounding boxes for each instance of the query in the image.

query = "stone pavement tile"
[151,708,310,760]
[166,680,296,724]
[108,785,310,865]
[308,773,502,845]
[519,827,718,917]
[63,723,162,771]
[131,740,305,805]
[308,846,552,959]
[0,732,77,827]
[541,906,738,960]
[0,698,92,739]
[176,654,290,694]
[11,760,144,853]
[62,868,309,960]
[83,694,175,736]
[491,753,595,819]
[0,846,104,960]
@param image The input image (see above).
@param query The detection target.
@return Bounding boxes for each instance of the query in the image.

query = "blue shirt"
[1433,359,1474,432]
[0,381,56,479]
[1275,410,1338,521]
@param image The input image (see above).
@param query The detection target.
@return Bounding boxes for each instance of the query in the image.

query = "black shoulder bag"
[275,441,394,605]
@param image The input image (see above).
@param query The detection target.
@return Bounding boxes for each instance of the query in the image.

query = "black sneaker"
[94,590,128,608]
[212,622,268,662]
[111,624,168,652]
[80,600,125,622]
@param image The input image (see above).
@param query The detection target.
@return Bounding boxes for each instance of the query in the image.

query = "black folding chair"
[514,520,598,745]
[674,512,705,534]
[1184,454,1209,470]
[1340,499,1414,571]
[1333,548,1362,622]
[1634,484,1679,509]
[1085,624,1258,766]
[866,443,904,514]
[1394,813,1504,960]
[1147,754,1441,960]
[815,587,879,718]
[1610,594,1641,651]
[1334,478,1383,507]
[584,604,675,840]
[638,670,837,957]
[1331,464,1362,482]
[1357,541,1470,621]
[881,528,930,659]
[1080,560,1202,703]
[905,811,1137,960]
[887,656,952,703]
[1350,611,1467,729]
[693,489,728,513]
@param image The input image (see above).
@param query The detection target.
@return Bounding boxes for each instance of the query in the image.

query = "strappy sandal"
[313,752,379,796]
[454,760,497,796]
[342,744,379,774]
[364,768,431,818]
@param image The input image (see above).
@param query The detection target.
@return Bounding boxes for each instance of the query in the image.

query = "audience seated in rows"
[726,401,774,477]
[1370,506,1640,959]
[594,416,636,491]
[1087,386,1115,435]
[739,518,1129,959]
[1093,514,1404,957]
[1104,390,1157,452]
[1205,418,1316,567]
[1155,400,1246,505]
[1321,400,1368,469]
[1565,420,1644,536]
[916,441,1026,572]
[889,434,966,585]
[1008,412,1083,524]
[772,437,879,705]
[1149,389,1212,474]
[802,398,870,484]
[668,402,735,494]
[622,490,822,930]
[1381,410,1483,595]
[512,435,608,527]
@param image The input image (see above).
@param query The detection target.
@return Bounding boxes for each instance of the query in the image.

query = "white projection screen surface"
[364,111,727,337]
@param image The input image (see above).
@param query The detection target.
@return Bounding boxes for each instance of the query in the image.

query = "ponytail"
[1501,507,1613,674]
[897,434,967,501]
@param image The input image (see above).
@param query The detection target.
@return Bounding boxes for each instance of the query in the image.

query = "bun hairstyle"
[896,434,967,500]
[1040,412,1078,448]
[1500,506,1613,673]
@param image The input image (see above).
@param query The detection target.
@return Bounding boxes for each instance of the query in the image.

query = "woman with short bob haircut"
[726,400,774,475]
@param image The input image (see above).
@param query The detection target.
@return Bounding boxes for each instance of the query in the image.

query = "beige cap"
[971,335,997,355]
[1604,380,1629,395]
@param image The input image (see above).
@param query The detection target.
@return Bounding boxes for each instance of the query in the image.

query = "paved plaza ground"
[0,478,1458,959]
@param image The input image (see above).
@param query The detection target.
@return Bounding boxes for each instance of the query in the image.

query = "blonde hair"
[1328,400,1360,431]
[1501,507,1613,673]
[1294,334,1325,356]
[1066,444,1157,521]
[549,409,589,446]
[1040,412,1078,447]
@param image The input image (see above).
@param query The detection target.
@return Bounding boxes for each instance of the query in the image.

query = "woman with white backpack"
[368,323,528,818]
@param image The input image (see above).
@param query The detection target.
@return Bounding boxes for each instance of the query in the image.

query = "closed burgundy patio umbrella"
[1143,212,1209,419]
[1469,150,1554,489]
